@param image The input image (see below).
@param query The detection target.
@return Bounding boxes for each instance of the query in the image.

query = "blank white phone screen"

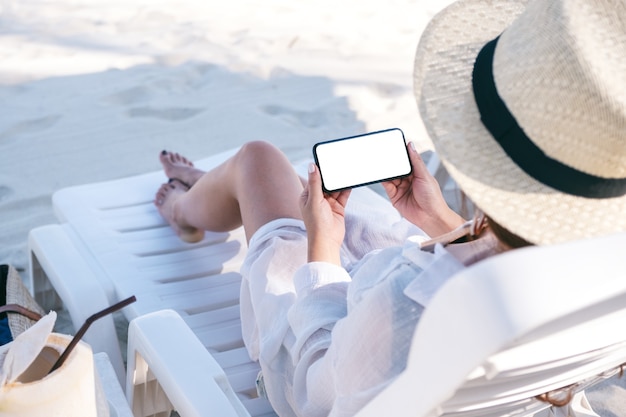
[314,128,411,192]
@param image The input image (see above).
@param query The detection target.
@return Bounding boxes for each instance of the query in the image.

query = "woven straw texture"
[413,0,626,245]
[6,265,45,338]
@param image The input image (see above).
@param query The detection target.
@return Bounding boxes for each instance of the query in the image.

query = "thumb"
[307,163,324,200]
[407,141,430,180]
[300,163,320,209]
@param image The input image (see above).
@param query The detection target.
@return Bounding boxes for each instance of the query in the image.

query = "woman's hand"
[382,142,465,237]
[300,163,351,265]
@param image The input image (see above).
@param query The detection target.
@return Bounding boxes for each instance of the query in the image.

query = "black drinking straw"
[48,295,136,374]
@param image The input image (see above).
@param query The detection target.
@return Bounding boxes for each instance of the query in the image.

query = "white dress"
[239,188,465,417]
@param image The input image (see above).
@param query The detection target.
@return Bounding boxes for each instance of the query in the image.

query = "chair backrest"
[357,232,626,417]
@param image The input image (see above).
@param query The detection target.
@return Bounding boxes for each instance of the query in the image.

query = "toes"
[154,183,171,206]
[159,150,171,166]
[155,179,187,207]
[182,154,193,167]
[160,150,194,168]
[172,152,194,167]
[160,150,175,165]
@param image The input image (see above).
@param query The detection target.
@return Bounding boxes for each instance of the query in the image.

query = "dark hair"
[487,217,534,249]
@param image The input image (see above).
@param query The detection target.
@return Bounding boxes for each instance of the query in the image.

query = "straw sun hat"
[413,0,626,245]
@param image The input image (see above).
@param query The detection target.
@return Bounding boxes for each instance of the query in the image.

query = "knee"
[236,141,284,166]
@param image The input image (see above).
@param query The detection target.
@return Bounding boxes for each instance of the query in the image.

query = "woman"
[155,0,626,415]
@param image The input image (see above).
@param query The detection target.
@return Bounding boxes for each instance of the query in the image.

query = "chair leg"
[128,350,176,417]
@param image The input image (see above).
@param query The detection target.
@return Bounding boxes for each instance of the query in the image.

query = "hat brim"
[413,0,626,245]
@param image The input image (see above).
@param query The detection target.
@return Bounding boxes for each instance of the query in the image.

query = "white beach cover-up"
[239,189,464,417]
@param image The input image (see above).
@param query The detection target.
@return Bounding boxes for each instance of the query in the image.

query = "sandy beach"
[1,0,625,414]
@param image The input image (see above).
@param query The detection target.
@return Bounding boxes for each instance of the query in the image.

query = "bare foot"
[154,180,205,243]
[160,150,205,188]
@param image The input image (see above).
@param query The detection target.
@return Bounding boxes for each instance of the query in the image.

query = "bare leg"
[154,141,304,243]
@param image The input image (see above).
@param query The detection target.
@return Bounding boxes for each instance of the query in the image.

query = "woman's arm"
[300,163,351,265]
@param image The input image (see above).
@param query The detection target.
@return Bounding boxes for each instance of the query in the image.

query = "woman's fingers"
[407,141,430,180]
[332,188,351,208]
[381,178,398,198]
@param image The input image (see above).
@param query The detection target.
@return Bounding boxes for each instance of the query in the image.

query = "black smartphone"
[313,128,412,193]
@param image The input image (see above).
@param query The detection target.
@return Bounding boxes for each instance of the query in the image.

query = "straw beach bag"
[0,265,45,344]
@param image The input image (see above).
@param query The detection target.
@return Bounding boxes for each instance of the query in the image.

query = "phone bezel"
[312,128,412,193]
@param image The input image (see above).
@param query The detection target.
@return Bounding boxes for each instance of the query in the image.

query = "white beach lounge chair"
[28,147,626,417]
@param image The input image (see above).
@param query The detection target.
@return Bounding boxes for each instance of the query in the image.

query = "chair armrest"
[126,310,250,417]
[28,224,125,384]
